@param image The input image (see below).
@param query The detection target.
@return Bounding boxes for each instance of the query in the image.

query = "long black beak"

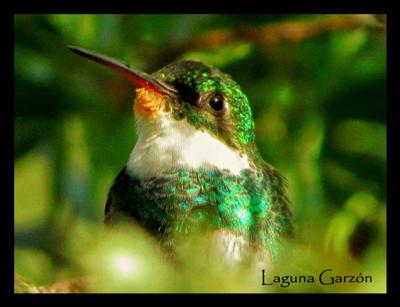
[67,46,177,97]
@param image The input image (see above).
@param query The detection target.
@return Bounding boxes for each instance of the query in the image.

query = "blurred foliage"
[14,14,386,293]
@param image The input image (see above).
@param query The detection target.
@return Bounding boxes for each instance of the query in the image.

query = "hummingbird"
[68,46,293,264]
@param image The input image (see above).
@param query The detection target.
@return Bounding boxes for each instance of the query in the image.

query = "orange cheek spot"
[134,88,167,118]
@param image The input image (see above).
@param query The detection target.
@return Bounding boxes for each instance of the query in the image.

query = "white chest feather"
[126,115,250,178]
[211,230,272,267]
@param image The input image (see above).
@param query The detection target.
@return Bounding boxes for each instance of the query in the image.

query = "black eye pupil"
[209,94,224,111]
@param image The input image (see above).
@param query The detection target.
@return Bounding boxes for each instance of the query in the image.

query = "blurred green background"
[14,14,386,293]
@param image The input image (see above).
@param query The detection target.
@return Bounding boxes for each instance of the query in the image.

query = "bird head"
[69,46,256,150]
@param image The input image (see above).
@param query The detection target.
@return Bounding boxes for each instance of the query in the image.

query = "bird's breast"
[132,169,273,238]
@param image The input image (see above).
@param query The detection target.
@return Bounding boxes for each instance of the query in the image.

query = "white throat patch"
[126,115,250,178]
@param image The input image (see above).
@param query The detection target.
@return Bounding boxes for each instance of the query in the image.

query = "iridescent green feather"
[105,166,292,257]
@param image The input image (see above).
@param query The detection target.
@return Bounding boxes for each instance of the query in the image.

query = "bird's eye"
[209,93,225,112]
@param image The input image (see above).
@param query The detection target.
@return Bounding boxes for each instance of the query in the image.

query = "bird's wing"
[104,167,141,224]
[262,162,294,237]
